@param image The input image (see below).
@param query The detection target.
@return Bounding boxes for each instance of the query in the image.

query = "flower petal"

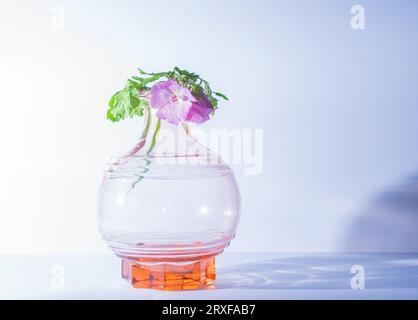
[185,102,212,123]
[155,102,179,125]
[185,90,213,123]
[155,100,191,125]
[150,80,173,109]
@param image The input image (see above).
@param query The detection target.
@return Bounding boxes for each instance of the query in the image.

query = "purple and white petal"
[150,80,173,109]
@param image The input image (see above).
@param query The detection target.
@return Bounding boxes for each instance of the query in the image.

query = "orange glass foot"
[121,257,216,291]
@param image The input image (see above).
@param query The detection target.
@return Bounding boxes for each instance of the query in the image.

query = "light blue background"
[1,0,418,253]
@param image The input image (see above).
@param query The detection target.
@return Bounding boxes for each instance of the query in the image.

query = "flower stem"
[142,106,152,139]
[146,118,161,155]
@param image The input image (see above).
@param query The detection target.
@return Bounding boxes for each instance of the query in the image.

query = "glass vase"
[97,107,241,290]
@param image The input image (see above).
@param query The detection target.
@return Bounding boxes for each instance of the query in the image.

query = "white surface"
[1,253,418,300]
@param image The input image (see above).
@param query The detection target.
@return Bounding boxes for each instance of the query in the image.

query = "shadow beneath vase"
[216,254,418,290]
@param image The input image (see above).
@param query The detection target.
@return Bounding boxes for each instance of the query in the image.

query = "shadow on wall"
[216,254,418,290]
[344,174,418,252]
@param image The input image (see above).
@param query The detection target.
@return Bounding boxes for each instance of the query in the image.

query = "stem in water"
[142,107,152,140]
[125,116,160,200]
[147,118,161,155]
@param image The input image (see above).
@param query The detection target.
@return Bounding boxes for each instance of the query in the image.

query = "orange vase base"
[121,257,216,291]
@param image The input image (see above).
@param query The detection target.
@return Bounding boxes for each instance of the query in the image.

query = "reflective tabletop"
[1,253,418,299]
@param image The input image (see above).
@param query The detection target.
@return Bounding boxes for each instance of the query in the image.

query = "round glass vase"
[97,108,241,290]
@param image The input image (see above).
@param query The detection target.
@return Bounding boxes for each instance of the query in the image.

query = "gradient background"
[1,0,418,254]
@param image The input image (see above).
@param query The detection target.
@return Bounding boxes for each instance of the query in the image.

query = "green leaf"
[126,79,141,89]
[214,91,229,101]
[131,76,145,82]
[106,87,146,122]
[108,92,117,108]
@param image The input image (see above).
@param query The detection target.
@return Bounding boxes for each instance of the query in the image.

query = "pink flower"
[186,88,213,124]
[150,79,195,125]
[150,79,213,125]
